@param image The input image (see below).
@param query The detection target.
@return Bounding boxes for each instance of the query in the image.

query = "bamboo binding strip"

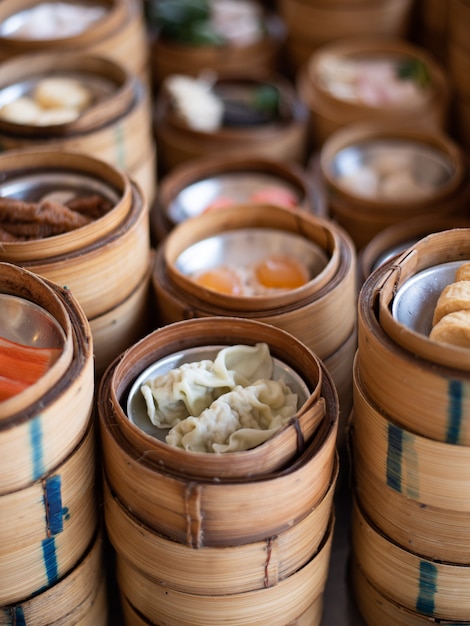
[352,498,470,622]
[0,263,94,494]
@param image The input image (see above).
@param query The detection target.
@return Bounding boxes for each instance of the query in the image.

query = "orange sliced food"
[0,336,61,387]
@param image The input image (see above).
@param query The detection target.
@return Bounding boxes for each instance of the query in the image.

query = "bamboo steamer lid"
[298,37,450,146]
[154,74,309,175]
[359,216,470,283]
[98,318,339,548]
[0,532,107,626]
[357,230,470,443]
[149,8,285,88]
[352,498,470,622]
[116,519,333,626]
[151,154,318,242]
[0,149,151,321]
[103,467,336,595]
[0,263,94,494]
[278,0,414,69]
[319,124,469,250]
[0,0,149,83]
[102,317,326,480]
[0,53,156,205]
[0,423,98,606]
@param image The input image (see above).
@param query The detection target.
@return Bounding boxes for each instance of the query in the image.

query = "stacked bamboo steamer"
[276,0,415,72]
[0,262,107,624]
[318,123,470,251]
[297,37,451,148]
[151,153,319,243]
[0,52,157,206]
[0,0,149,84]
[414,0,450,66]
[351,228,470,624]
[448,0,470,150]
[151,204,357,447]
[98,316,339,625]
[0,149,152,377]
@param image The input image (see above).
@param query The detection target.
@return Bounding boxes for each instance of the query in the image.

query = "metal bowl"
[391,261,464,335]
[0,293,66,349]
[167,173,302,225]
[126,345,311,440]
[329,138,454,198]
[174,227,328,288]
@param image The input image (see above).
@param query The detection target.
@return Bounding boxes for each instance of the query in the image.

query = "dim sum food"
[429,310,470,348]
[429,262,470,348]
[432,281,470,326]
[140,343,299,453]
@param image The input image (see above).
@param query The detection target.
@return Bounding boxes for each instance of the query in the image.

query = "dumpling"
[432,281,470,326]
[165,379,298,453]
[429,310,470,348]
[140,343,274,428]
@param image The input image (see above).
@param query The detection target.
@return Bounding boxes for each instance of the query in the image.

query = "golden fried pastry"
[432,280,470,326]
[455,262,470,283]
[430,310,470,348]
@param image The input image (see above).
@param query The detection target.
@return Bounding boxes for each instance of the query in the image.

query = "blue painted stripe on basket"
[42,537,59,587]
[447,380,463,444]
[29,417,45,481]
[13,607,26,626]
[44,475,64,536]
[386,423,403,492]
[416,560,437,616]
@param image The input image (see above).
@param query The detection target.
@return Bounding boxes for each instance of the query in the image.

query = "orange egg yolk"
[254,255,309,289]
[194,267,243,295]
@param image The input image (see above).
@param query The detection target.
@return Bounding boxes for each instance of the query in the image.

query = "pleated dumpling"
[140,343,274,428]
[165,378,298,453]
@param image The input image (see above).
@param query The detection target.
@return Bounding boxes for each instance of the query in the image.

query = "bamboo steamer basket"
[0,423,97,605]
[357,229,470,443]
[0,0,149,83]
[448,0,470,149]
[0,263,94,494]
[319,124,469,250]
[154,74,309,175]
[101,318,326,480]
[415,0,450,65]
[352,497,470,622]
[359,216,470,283]
[98,317,339,547]
[0,53,157,205]
[298,38,450,147]
[103,466,336,595]
[149,10,285,88]
[116,518,333,626]
[151,154,318,242]
[277,0,414,69]
[351,557,466,626]
[0,532,107,626]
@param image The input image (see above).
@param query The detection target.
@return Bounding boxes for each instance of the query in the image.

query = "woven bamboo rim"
[0,263,74,419]
[0,149,132,261]
[0,423,98,605]
[153,211,356,360]
[98,345,339,547]
[377,229,470,371]
[153,154,316,239]
[0,0,148,82]
[305,37,449,120]
[90,256,152,379]
[0,532,105,626]
[0,272,94,494]
[150,12,285,87]
[120,585,324,626]
[359,216,470,282]
[0,52,134,136]
[352,363,470,512]
[102,316,325,480]
[163,204,341,310]
[357,251,470,444]
[351,557,463,626]
[116,517,333,626]
[353,448,470,564]
[19,181,150,320]
[104,462,336,595]
[352,497,470,621]
[320,124,465,215]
